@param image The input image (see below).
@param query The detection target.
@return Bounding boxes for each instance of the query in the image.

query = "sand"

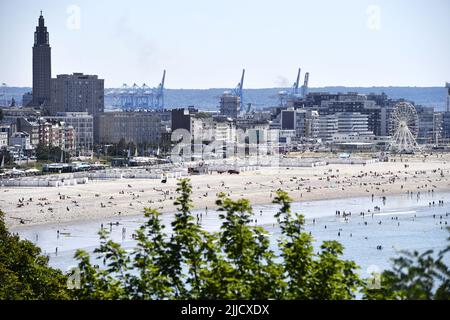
[2,154,450,230]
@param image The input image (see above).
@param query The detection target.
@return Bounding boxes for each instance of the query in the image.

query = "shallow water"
[15,191,450,280]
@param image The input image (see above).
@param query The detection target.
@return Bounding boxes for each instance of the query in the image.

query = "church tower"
[32,11,51,106]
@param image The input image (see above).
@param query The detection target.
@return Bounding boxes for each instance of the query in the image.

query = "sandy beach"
[2,154,450,230]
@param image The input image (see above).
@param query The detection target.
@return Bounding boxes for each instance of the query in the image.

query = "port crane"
[301,72,309,98]
[277,68,310,106]
[155,69,166,109]
[233,69,245,110]
[292,68,301,95]
[106,70,166,110]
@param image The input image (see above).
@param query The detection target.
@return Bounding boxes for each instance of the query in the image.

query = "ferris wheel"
[389,102,419,153]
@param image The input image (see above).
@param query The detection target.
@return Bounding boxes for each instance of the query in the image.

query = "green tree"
[71,179,363,300]
[127,142,137,156]
[106,138,128,157]
[35,143,71,163]
[0,149,14,167]
[0,211,72,300]
[364,229,450,300]
[214,192,284,299]
[2,180,449,300]
[273,190,361,299]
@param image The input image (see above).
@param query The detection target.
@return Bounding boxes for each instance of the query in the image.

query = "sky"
[0,0,449,89]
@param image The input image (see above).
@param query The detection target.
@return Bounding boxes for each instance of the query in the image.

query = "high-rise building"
[336,112,371,135]
[94,111,162,145]
[317,115,338,142]
[32,11,52,107]
[442,112,450,142]
[416,105,435,144]
[220,93,240,119]
[49,73,104,116]
[46,112,94,155]
[171,108,197,133]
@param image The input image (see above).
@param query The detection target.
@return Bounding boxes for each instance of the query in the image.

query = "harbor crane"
[106,70,166,110]
[292,68,301,95]
[155,69,166,109]
[277,68,309,106]
[301,72,309,98]
[233,69,245,110]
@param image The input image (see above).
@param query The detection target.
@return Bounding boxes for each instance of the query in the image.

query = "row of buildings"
[2,13,450,162]
[27,12,104,116]
[2,88,450,158]
[0,109,91,156]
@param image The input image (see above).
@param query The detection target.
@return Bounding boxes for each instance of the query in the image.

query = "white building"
[9,132,32,151]
[46,112,94,155]
[213,118,236,143]
[336,112,372,135]
[0,132,8,148]
[317,115,338,142]
[280,108,319,140]
[332,132,376,143]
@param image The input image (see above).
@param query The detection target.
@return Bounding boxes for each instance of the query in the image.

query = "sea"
[3,86,448,111]
[14,191,450,281]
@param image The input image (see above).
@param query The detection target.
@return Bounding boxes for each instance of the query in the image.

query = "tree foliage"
[105,138,134,157]
[1,180,449,300]
[35,143,71,163]
[364,230,450,300]
[0,149,14,167]
[72,179,362,299]
[0,211,71,299]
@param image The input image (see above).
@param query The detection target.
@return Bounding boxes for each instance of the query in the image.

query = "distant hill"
[2,86,447,111]
[161,87,447,111]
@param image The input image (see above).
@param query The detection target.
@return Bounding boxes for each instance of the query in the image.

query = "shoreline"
[10,188,450,233]
[3,156,450,230]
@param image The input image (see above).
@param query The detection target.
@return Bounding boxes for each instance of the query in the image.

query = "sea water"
[14,191,450,280]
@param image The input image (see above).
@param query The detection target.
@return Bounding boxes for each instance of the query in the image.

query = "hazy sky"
[0,0,449,88]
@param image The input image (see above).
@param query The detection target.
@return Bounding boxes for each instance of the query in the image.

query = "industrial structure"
[2,9,450,166]
[277,68,310,106]
[219,69,245,118]
[106,70,166,110]
[235,69,245,111]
